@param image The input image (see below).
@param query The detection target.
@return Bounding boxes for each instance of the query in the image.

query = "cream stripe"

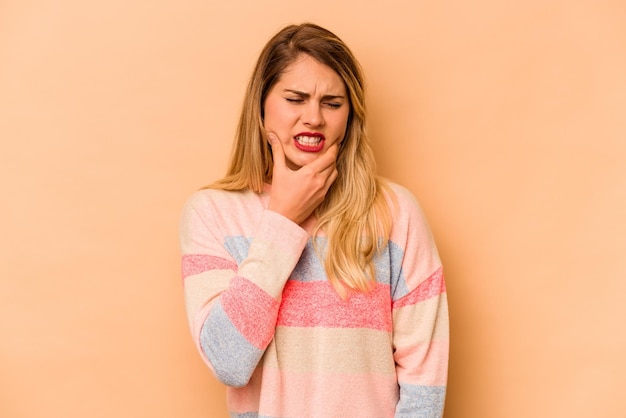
[237,211,309,298]
[184,270,233,327]
[261,327,396,375]
[393,296,449,348]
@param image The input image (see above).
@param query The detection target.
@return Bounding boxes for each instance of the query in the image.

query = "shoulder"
[381,181,436,246]
[383,181,427,222]
[386,181,417,203]
[180,188,260,227]
[181,187,269,235]
[182,187,257,213]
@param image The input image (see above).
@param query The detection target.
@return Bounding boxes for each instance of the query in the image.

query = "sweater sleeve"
[179,190,309,387]
[390,186,449,418]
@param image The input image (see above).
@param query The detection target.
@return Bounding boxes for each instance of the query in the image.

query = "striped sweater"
[179,182,448,417]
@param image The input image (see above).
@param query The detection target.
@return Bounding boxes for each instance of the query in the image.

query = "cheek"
[262,100,276,126]
[331,111,350,138]
[263,100,292,131]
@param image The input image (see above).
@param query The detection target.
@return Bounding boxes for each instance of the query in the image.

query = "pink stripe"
[393,267,445,309]
[181,254,236,279]
[229,367,398,417]
[395,339,449,386]
[277,281,392,331]
[221,276,279,349]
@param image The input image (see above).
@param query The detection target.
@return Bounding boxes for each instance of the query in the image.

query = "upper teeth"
[295,136,322,145]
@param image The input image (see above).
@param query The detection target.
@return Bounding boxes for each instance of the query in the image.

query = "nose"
[301,102,324,127]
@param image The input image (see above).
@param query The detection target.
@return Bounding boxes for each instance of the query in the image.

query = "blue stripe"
[290,239,326,282]
[200,300,263,387]
[376,241,407,293]
[223,235,252,265]
[223,235,410,296]
[396,384,446,417]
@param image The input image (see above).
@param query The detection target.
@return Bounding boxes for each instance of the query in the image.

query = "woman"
[180,23,448,417]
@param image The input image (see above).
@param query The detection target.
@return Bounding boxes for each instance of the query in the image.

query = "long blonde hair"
[208,23,393,297]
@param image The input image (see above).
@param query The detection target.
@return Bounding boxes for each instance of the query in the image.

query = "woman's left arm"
[389,186,449,418]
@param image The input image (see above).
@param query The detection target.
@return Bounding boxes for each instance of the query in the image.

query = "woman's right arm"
[181,133,338,387]
[179,192,309,387]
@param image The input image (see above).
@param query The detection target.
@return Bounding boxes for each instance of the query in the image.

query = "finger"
[324,167,339,189]
[267,132,286,169]
[317,146,339,174]
[307,142,340,173]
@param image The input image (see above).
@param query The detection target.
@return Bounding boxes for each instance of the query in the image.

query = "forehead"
[276,54,346,94]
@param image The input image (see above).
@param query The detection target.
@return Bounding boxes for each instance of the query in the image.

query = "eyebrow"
[283,89,345,100]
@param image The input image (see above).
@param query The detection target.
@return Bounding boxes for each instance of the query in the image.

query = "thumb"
[267,133,286,169]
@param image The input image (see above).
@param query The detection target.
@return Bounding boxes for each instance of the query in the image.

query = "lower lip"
[293,138,325,152]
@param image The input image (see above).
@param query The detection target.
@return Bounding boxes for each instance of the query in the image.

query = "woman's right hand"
[266,132,339,225]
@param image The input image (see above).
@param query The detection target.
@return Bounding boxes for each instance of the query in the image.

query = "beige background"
[1,0,625,417]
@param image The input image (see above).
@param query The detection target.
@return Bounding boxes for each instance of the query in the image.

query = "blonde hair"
[208,23,393,297]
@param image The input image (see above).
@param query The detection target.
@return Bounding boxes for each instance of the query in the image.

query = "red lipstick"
[293,132,325,152]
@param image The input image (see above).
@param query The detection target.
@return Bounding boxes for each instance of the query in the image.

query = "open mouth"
[293,132,325,152]
[295,135,323,146]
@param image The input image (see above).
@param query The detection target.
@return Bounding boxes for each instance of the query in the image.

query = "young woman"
[180,23,449,417]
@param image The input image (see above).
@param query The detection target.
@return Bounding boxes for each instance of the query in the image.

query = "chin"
[285,152,317,169]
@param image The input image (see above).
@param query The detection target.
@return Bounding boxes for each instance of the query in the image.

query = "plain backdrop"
[1,0,625,417]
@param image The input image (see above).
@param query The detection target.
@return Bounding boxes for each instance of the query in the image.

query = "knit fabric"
[179,182,448,418]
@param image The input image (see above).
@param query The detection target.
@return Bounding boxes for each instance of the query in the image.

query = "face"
[263,54,350,170]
